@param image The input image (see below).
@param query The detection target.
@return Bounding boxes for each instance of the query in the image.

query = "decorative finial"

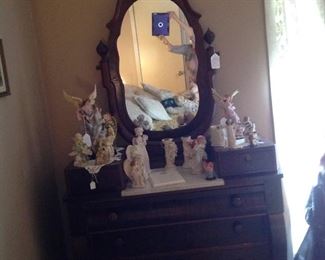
[96,40,109,58]
[204,28,215,45]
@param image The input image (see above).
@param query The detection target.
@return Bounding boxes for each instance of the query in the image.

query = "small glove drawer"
[213,143,277,177]
[64,161,126,196]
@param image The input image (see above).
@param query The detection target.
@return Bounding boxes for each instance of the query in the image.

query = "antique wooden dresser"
[65,143,287,260]
[64,0,288,258]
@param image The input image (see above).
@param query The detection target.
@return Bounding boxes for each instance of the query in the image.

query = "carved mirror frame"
[97,0,215,166]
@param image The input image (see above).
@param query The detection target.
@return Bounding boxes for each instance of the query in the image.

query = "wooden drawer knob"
[233,221,244,234]
[108,212,118,222]
[231,195,242,207]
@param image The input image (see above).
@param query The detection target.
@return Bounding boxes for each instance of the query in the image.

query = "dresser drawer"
[214,144,277,177]
[113,243,272,260]
[85,186,267,232]
[89,214,270,258]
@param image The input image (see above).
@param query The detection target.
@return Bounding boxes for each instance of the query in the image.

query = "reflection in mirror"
[118,0,199,131]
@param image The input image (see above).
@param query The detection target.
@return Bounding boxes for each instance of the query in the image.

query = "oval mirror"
[118,0,199,131]
[98,0,214,164]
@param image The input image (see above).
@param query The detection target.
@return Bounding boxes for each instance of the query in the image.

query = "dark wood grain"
[65,173,287,260]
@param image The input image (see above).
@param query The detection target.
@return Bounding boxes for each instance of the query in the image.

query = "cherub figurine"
[123,145,146,188]
[95,136,115,165]
[102,113,117,141]
[190,135,207,174]
[132,127,150,180]
[130,155,146,188]
[181,136,193,168]
[69,133,93,167]
[162,138,178,169]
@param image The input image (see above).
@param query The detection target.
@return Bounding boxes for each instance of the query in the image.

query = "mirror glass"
[118,0,199,131]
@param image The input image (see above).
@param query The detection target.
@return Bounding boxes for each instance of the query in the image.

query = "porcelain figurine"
[203,161,216,180]
[69,133,92,167]
[102,113,117,141]
[63,85,117,150]
[242,116,258,146]
[226,119,236,148]
[132,127,150,179]
[123,145,146,188]
[212,88,244,138]
[181,136,193,168]
[210,124,226,147]
[63,85,97,121]
[64,85,101,142]
[162,138,178,169]
[95,136,115,165]
[129,154,146,188]
[190,135,207,174]
[212,89,240,124]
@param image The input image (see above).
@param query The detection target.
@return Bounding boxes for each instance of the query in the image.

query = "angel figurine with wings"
[212,88,240,125]
[63,85,117,153]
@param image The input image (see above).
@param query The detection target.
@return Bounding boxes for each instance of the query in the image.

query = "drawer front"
[89,215,270,258]
[116,244,272,260]
[215,146,277,177]
[65,161,126,196]
[85,186,267,232]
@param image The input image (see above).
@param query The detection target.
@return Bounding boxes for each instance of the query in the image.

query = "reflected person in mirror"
[158,11,198,99]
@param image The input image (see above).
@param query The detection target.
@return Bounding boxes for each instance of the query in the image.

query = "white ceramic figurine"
[226,119,236,148]
[69,133,92,167]
[242,116,258,146]
[162,138,178,169]
[95,136,115,165]
[181,136,193,168]
[210,125,226,147]
[190,135,207,174]
[132,127,150,179]
[123,145,146,188]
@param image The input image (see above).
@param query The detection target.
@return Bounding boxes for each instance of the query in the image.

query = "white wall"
[190,0,274,139]
[0,0,64,259]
